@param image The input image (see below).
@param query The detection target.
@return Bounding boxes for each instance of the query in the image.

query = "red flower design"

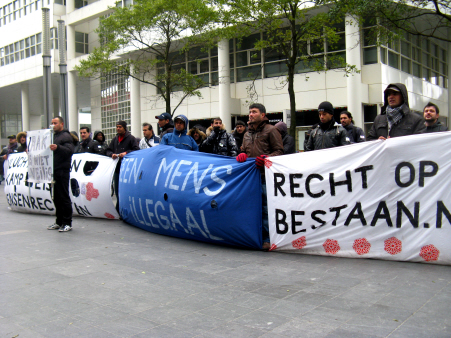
[85,182,100,201]
[384,237,402,255]
[292,236,307,250]
[353,238,371,255]
[323,239,340,254]
[420,244,440,262]
[264,158,273,168]
[104,213,115,219]
[269,244,277,251]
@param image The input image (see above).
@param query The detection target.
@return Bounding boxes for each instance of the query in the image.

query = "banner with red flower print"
[4,153,119,219]
[265,131,451,265]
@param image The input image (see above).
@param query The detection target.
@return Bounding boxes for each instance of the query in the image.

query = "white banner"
[4,153,119,219]
[27,129,53,183]
[266,132,451,265]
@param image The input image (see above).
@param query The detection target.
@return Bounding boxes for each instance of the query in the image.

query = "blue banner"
[119,145,262,249]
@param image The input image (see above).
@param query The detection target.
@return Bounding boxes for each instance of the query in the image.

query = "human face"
[193,132,200,140]
[116,124,126,135]
[174,119,185,132]
[95,133,103,142]
[340,114,352,127]
[319,112,333,124]
[51,118,64,132]
[212,120,222,128]
[80,129,89,141]
[249,108,264,125]
[9,138,16,144]
[20,136,26,144]
[158,119,168,128]
[236,125,245,134]
[424,106,438,124]
[143,126,153,139]
[386,90,403,108]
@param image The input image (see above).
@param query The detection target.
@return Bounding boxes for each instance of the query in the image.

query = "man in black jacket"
[340,111,366,143]
[305,101,350,151]
[48,117,75,232]
[423,102,449,133]
[75,127,96,153]
[201,118,238,156]
[106,121,139,213]
[93,130,108,155]
[367,83,426,140]
[275,121,296,154]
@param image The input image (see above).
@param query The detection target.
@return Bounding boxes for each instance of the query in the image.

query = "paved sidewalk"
[0,187,450,338]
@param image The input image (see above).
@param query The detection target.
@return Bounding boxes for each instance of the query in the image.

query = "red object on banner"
[323,239,340,254]
[292,236,307,249]
[384,237,402,255]
[353,238,371,255]
[269,244,277,251]
[104,213,115,219]
[420,244,440,262]
[86,182,100,201]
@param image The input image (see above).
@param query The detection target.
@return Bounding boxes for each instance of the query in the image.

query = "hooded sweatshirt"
[160,115,198,151]
[367,83,426,140]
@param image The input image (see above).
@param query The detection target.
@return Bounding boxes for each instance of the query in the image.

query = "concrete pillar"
[218,39,231,125]
[67,25,75,61]
[130,64,142,138]
[68,71,78,131]
[66,0,75,14]
[447,28,451,124]
[21,83,30,131]
[345,14,363,128]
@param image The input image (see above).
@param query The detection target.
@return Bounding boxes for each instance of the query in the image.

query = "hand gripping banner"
[265,132,451,264]
[4,152,119,219]
[118,145,262,249]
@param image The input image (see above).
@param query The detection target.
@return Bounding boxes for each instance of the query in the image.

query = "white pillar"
[68,71,78,131]
[21,83,30,131]
[130,64,141,138]
[218,39,231,125]
[447,28,451,123]
[67,25,75,61]
[66,0,75,14]
[345,14,363,128]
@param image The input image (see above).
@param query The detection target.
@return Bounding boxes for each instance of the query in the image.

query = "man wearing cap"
[305,101,350,151]
[160,115,198,151]
[2,135,19,160]
[423,102,449,133]
[368,83,426,140]
[106,121,140,214]
[155,112,174,137]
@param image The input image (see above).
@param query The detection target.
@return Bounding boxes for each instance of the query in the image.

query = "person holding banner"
[160,115,199,151]
[48,117,75,232]
[75,127,96,153]
[106,121,140,214]
[237,103,284,250]
[305,101,350,151]
[367,83,426,140]
[139,123,160,149]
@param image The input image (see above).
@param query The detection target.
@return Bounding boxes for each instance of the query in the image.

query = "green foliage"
[76,0,218,115]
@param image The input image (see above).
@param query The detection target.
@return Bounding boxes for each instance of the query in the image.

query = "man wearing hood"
[93,130,108,155]
[155,112,174,137]
[75,127,96,153]
[106,121,140,214]
[160,115,199,151]
[16,131,27,153]
[368,83,426,140]
[305,101,350,151]
[275,121,296,154]
[237,103,284,251]
[201,118,238,157]
[188,125,207,148]
[232,120,247,153]
[47,117,75,232]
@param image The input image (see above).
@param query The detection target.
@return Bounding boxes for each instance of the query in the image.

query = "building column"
[130,64,141,138]
[218,39,231,124]
[21,83,30,131]
[68,71,78,131]
[345,14,363,128]
[66,0,75,14]
[447,28,451,123]
[67,25,75,61]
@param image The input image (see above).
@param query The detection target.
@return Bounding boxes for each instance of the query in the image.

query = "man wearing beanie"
[305,101,350,151]
[106,121,140,214]
[232,120,247,153]
[367,83,425,140]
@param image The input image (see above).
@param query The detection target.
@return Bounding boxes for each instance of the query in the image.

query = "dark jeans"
[113,171,120,213]
[53,171,72,226]
[261,180,269,243]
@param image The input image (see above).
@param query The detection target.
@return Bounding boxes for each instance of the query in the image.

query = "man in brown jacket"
[236,103,284,250]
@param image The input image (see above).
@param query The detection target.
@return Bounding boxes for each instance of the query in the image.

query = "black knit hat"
[117,121,127,130]
[236,120,246,127]
[318,101,334,115]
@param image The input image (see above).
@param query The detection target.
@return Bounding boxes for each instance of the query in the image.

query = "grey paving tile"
[71,305,130,326]
[96,314,159,336]
[166,294,221,312]
[198,322,267,338]
[272,317,337,338]
[229,293,279,310]
[198,302,254,321]
[134,305,192,324]
[324,328,382,338]
[401,310,451,334]
[320,296,373,312]
[388,325,451,338]
[165,312,225,335]
[231,309,292,331]
[131,324,196,338]
[259,299,316,317]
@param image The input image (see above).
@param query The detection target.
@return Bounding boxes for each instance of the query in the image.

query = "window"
[75,31,88,54]
[0,32,42,66]
[1,114,22,137]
